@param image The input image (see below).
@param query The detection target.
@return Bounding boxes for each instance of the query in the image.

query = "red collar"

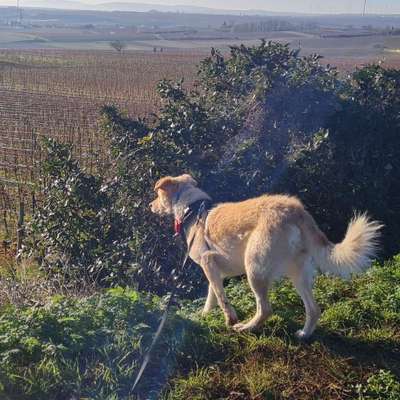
[174,218,182,235]
[173,200,212,238]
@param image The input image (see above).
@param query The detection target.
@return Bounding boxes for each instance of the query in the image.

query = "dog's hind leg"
[233,229,274,332]
[233,271,272,332]
[289,256,321,340]
[201,251,238,326]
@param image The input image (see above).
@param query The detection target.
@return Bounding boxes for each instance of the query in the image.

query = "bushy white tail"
[314,214,382,278]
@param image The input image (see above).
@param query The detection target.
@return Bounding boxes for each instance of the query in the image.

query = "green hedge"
[28,41,400,292]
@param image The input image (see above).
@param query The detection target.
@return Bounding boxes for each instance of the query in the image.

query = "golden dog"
[150,174,381,338]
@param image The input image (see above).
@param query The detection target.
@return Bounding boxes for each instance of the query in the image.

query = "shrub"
[28,138,132,286]
[29,41,400,292]
[280,64,400,253]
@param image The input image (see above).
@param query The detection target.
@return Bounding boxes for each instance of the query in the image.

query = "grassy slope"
[0,257,399,399]
[0,288,191,399]
[166,257,400,399]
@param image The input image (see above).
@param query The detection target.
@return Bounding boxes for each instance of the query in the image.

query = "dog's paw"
[201,309,210,317]
[295,329,311,341]
[232,322,257,332]
[232,322,246,332]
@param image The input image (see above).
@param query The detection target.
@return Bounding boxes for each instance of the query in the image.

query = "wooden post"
[31,130,37,215]
[3,209,8,237]
[16,198,25,259]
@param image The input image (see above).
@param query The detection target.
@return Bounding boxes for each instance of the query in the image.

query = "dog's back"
[205,194,305,245]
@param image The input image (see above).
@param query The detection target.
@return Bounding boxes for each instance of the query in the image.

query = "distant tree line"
[225,20,318,33]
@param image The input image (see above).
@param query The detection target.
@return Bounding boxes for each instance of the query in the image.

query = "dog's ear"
[154,177,179,195]
[178,174,198,187]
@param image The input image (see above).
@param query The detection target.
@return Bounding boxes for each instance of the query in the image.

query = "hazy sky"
[0,0,400,14]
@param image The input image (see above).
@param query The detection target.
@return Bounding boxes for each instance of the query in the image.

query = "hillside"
[0,257,399,398]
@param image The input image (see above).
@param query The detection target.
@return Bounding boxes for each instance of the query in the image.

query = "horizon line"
[1,3,400,17]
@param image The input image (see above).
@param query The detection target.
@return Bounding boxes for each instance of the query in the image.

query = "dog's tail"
[303,213,382,279]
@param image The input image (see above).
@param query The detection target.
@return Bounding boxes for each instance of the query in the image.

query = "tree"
[110,40,127,54]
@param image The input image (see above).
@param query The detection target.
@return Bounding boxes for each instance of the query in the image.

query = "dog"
[150,174,382,339]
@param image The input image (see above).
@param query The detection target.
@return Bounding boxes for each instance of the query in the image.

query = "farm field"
[2,26,400,57]
[0,49,202,233]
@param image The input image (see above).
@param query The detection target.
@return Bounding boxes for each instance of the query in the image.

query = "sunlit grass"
[0,257,399,399]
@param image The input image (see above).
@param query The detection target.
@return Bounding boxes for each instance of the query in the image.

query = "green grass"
[165,257,400,399]
[0,288,192,399]
[0,257,399,399]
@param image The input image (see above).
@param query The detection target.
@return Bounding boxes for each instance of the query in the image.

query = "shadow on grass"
[311,328,400,377]
[170,309,400,381]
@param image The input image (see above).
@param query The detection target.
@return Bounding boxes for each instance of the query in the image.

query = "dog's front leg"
[202,284,218,316]
[201,251,238,326]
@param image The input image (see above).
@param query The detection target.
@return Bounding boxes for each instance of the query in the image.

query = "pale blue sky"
[103,0,398,14]
[1,0,400,14]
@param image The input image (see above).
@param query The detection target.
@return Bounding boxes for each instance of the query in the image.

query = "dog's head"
[150,174,198,216]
